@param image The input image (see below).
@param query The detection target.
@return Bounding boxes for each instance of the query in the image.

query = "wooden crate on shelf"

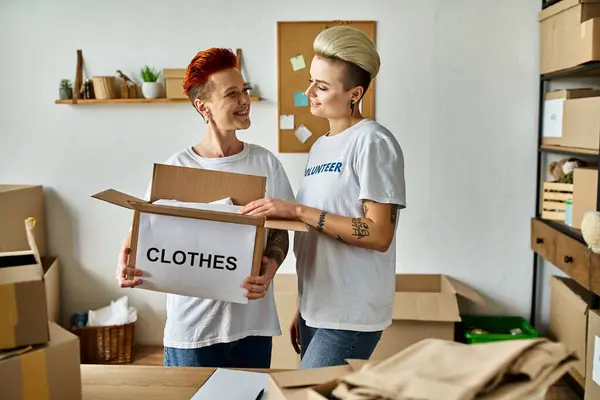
[542,181,574,222]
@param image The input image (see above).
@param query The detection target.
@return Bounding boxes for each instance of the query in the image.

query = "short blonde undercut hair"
[313,26,380,93]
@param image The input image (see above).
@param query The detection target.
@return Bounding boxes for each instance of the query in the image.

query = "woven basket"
[91,76,117,99]
[70,319,135,364]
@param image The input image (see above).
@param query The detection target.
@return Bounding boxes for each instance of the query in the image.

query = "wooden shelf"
[541,61,600,81]
[539,218,585,245]
[55,96,261,105]
[540,144,600,157]
[532,217,600,296]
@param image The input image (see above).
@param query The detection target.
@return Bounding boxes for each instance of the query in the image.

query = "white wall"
[0,0,542,344]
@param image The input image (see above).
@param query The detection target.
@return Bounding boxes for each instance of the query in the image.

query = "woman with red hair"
[115,48,294,368]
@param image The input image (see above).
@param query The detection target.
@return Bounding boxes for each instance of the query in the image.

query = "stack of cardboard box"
[538,1,600,229]
[539,0,600,75]
[0,185,82,399]
[549,276,600,399]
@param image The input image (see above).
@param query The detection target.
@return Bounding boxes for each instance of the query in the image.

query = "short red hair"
[183,48,238,99]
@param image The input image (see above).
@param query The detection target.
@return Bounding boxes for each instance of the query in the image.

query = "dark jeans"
[298,314,382,369]
[163,335,272,368]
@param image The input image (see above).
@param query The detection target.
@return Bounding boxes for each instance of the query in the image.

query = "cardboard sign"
[136,200,257,304]
[92,164,307,304]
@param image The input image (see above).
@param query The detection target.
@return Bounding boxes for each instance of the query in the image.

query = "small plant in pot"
[59,79,73,100]
[139,65,162,99]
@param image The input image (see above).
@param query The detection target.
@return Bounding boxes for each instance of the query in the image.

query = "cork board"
[277,21,377,153]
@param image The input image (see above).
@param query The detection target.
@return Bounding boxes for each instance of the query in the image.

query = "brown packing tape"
[20,348,49,400]
[0,284,17,348]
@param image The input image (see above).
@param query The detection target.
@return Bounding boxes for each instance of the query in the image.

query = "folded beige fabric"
[332,338,577,400]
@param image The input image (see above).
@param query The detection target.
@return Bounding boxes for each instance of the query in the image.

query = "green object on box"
[462,315,539,344]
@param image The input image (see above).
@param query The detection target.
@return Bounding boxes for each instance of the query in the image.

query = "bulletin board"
[277,21,377,153]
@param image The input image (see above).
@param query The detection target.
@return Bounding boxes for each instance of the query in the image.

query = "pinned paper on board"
[294,92,309,107]
[294,124,313,144]
[280,114,295,130]
[290,55,306,71]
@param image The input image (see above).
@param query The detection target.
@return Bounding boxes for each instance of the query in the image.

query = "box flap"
[391,292,461,322]
[23,218,40,266]
[265,219,308,232]
[151,164,266,206]
[270,365,351,389]
[345,359,373,371]
[47,322,78,346]
[0,218,41,269]
[0,264,43,285]
[163,68,186,79]
[91,189,147,210]
[538,0,600,21]
[442,276,486,306]
[130,201,265,227]
[551,276,589,314]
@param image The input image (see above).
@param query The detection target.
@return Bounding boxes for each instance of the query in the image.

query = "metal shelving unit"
[530,4,600,397]
[531,62,600,326]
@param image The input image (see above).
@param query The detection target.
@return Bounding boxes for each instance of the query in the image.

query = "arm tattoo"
[265,229,289,266]
[362,203,369,217]
[316,211,327,232]
[352,218,370,239]
[390,204,399,224]
[337,235,347,244]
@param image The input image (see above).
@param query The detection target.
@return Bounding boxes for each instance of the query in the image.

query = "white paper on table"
[280,114,295,130]
[594,335,600,385]
[135,199,256,304]
[190,368,268,400]
[542,99,564,138]
[294,124,313,144]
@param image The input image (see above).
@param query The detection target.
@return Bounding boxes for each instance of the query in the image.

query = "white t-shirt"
[293,119,406,332]
[144,142,295,349]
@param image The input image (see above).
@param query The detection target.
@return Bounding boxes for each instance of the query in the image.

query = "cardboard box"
[0,261,49,350]
[543,89,600,146]
[272,273,300,369]
[93,164,306,304]
[549,276,589,380]
[585,309,600,399]
[539,0,600,74]
[42,257,60,324]
[268,362,366,400]
[0,185,46,257]
[573,168,598,229]
[0,322,82,400]
[369,274,484,361]
[0,218,50,350]
[163,68,187,99]
[562,97,600,151]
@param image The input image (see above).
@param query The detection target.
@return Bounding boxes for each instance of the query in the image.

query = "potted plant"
[59,79,73,100]
[139,65,162,99]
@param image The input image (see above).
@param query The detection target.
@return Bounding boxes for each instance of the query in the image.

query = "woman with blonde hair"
[241,26,406,368]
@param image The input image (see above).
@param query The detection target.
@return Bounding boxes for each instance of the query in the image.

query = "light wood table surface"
[82,345,580,400]
[81,364,273,400]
